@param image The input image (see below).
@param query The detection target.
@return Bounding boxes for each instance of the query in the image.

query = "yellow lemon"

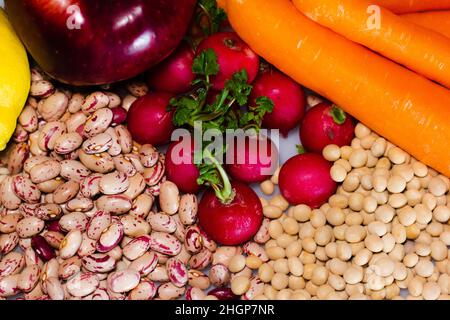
[0,8,30,151]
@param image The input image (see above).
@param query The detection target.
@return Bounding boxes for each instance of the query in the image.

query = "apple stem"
[202,148,235,204]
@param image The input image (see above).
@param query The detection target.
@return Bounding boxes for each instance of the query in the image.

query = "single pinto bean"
[113,155,137,177]
[53,181,79,204]
[58,256,81,280]
[68,93,84,113]
[130,194,153,219]
[99,171,129,195]
[149,232,182,256]
[29,160,61,184]
[8,143,30,175]
[66,272,100,297]
[0,214,21,233]
[0,252,25,277]
[139,144,159,168]
[86,211,111,240]
[82,254,116,273]
[84,108,113,138]
[79,151,115,173]
[121,215,151,237]
[128,280,157,300]
[115,125,133,154]
[59,230,83,259]
[128,252,158,276]
[122,236,152,261]
[159,181,180,215]
[0,274,21,297]
[81,92,110,114]
[143,161,165,187]
[54,132,83,155]
[1,177,22,210]
[19,105,39,133]
[18,265,41,293]
[38,121,66,151]
[0,232,19,254]
[16,217,45,238]
[97,222,124,253]
[158,282,185,300]
[147,213,177,233]
[30,80,54,98]
[83,132,113,155]
[96,195,132,215]
[179,194,198,225]
[123,173,146,200]
[38,91,68,122]
[66,112,87,133]
[107,269,140,293]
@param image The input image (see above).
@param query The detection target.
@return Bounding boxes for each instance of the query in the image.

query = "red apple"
[5,0,196,85]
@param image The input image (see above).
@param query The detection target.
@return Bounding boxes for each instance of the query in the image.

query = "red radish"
[127,92,175,146]
[165,137,201,194]
[196,32,260,90]
[279,153,337,208]
[226,135,279,184]
[198,181,263,245]
[250,70,306,136]
[147,42,195,94]
[300,102,355,153]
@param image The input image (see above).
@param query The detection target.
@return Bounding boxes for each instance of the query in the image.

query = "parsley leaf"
[197,0,227,36]
[224,70,252,106]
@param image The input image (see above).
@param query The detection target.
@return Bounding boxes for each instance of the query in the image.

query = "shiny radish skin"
[250,70,306,136]
[300,102,355,153]
[279,153,337,208]
[226,136,279,184]
[196,32,260,90]
[198,182,263,246]
[165,138,201,194]
[147,42,196,94]
[127,92,175,146]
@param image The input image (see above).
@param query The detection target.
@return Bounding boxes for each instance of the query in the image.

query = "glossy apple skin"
[5,0,196,85]
[198,182,263,246]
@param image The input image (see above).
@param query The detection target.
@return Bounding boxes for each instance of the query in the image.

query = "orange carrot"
[292,0,450,89]
[402,11,450,38]
[217,0,450,177]
[374,0,450,14]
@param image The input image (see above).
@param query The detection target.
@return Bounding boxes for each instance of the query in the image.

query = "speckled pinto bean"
[29,131,46,157]
[60,160,91,182]
[58,256,81,280]
[18,265,41,293]
[54,132,83,155]
[86,211,111,240]
[121,174,145,199]
[185,286,206,300]
[209,263,231,288]
[130,194,153,219]
[99,171,129,195]
[0,274,21,297]
[67,93,84,113]
[34,204,62,221]
[0,252,25,277]
[79,174,102,198]
[87,288,110,300]
[66,272,100,297]
[16,217,45,238]
[107,269,140,293]
[96,195,132,215]
[38,121,66,151]
[12,175,41,204]
[82,132,113,155]
[82,254,116,273]
[128,280,157,300]
[30,80,54,98]
[128,251,158,276]
[103,128,121,157]
[1,176,22,210]
[179,194,198,226]
[188,269,210,290]
[8,143,30,175]
[59,212,89,232]
[38,92,68,122]
[97,222,124,253]
[0,233,19,254]
[167,258,188,288]
[254,218,270,244]
[79,151,115,174]
[53,181,79,204]
[147,213,176,233]
[243,277,265,300]
[243,242,269,262]
[59,230,83,259]
[77,233,97,257]
[139,144,159,168]
[159,181,180,215]
[115,125,133,154]
[121,215,151,237]
[143,161,165,187]
[13,124,29,143]
[199,229,217,252]
[66,112,87,133]
[122,236,152,261]
[158,282,185,300]
[43,231,64,249]
[84,108,113,138]
[0,213,21,233]
[29,160,61,184]
[66,197,94,212]
[81,92,110,115]
[189,248,212,270]
[24,247,41,267]
[113,155,137,177]
[184,226,203,254]
[126,153,146,173]
[19,105,38,133]
[23,156,50,174]
[149,232,181,256]
[44,277,65,300]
